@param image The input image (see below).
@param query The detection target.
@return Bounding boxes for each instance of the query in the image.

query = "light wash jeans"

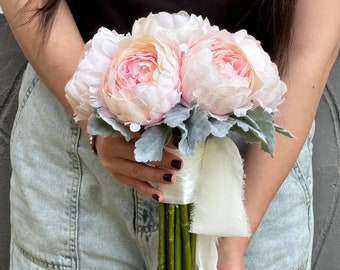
[10,64,314,269]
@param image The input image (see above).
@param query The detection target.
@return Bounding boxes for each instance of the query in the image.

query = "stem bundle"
[158,203,196,270]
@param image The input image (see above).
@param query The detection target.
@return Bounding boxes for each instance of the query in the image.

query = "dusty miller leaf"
[186,109,211,147]
[231,107,276,156]
[164,103,192,128]
[91,109,134,141]
[274,124,295,138]
[209,118,236,137]
[87,112,119,137]
[134,125,172,162]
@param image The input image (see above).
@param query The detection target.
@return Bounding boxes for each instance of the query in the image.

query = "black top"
[67,0,266,43]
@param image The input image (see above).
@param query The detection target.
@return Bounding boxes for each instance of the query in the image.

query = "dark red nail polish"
[163,173,172,182]
[152,194,160,201]
[171,159,182,170]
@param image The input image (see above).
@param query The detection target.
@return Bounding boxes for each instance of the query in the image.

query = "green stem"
[188,204,196,270]
[158,203,166,270]
[175,205,182,270]
[168,204,175,270]
[180,204,192,270]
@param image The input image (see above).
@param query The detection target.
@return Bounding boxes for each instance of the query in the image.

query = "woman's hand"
[94,134,182,201]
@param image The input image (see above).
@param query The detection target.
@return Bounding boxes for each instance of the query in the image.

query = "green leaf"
[90,109,135,141]
[231,107,276,156]
[209,118,236,137]
[186,109,211,148]
[176,122,193,156]
[274,124,295,138]
[176,108,211,157]
[164,103,192,128]
[134,125,172,162]
[87,112,119,137]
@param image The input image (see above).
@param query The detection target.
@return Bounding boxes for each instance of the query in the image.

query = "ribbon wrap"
[158,136,250,270]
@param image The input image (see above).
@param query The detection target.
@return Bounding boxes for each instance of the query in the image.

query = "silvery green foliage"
[232,107,276,156]
[87,111,134,141]
[163,103,293,158]
[88,105,293,162]
[231,107,294,156]
[134,125,172,162]
[164,104,212,156]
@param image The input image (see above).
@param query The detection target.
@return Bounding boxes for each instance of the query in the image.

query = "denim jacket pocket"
[10,64,39,140]
[10,65,81,270]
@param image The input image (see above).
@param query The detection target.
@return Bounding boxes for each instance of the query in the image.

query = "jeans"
[10,64,313,269]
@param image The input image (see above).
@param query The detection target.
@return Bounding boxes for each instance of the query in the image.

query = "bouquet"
[65,11,292,270]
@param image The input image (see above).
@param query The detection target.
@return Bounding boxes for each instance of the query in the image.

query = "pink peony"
[100,33,181,131]
[132,11,219,55]
[66,12,286,134]
[181,30,255,119]
[181,29,286,118]
[66,27,181,131]
[231,30,287,114]
[65,27,124,121]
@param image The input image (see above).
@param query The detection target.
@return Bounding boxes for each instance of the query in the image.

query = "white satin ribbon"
[160,142,205,204]
[158,136,250,270]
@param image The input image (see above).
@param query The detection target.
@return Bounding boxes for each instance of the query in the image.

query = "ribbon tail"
[191,136,250,269]
[196,235,219,270]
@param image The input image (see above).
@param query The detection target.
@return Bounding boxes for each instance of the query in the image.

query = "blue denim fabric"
[245,124,314,270]
[10,64,313,269]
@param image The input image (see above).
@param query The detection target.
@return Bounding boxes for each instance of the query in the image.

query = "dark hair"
[22,0,61,42]
[25,0,296,74]
[237,0,297,74]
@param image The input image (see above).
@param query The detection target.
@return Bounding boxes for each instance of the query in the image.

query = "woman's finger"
[113,173,164,201]
[109,158,177,184]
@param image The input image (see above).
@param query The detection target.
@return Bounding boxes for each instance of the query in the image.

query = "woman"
[1,0,339,269]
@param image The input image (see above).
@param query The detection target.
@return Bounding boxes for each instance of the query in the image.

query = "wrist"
[220,236,249,251]
[77,120,97,154]
[217,236,250,269]
[78,120,89,136]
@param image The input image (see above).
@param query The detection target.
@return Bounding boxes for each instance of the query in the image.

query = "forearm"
[243,0,340,240]
[219,0,340,264]
[0,0,84,115]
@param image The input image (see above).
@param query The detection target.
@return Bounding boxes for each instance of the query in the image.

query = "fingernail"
[173,137,180,148]
[152,194,160,201]
[163,173,172,182]
[171,159,182,170]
